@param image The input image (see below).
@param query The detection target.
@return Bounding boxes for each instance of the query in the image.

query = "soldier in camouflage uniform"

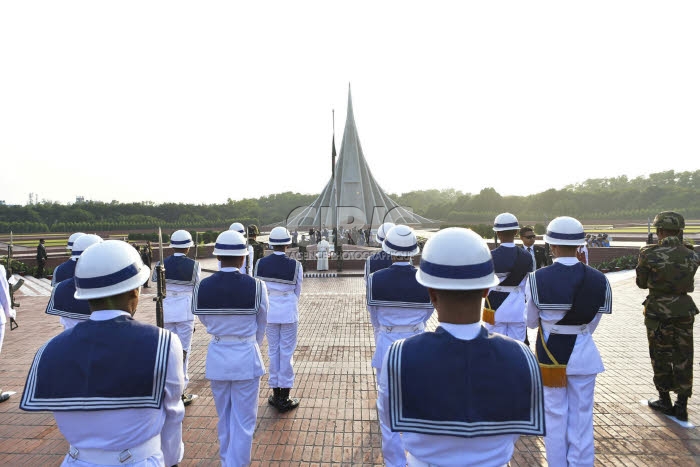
[636,211,699,421]
[248,225,265,269]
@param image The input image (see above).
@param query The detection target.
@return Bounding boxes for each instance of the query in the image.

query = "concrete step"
[13,274,52,297]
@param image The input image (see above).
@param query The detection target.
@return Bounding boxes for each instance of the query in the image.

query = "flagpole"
[332,109,339,235]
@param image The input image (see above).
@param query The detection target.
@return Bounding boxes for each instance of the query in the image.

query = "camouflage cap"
[652,211,685,230]
[247,224,260,236]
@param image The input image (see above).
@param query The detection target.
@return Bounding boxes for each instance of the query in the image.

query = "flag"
[331,134,337,179]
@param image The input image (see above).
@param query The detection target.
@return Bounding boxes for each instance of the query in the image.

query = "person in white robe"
[317,236,330,271]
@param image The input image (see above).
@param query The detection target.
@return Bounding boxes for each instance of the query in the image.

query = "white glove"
[8,309,16,319]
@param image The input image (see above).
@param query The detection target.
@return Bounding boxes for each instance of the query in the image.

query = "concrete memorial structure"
[286,86,435,231]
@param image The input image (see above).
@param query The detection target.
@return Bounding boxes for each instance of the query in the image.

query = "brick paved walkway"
[1,271,700,466]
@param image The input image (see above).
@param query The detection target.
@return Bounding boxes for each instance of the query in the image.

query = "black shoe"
[268,388,281,408]
[674,395,689,421]
[649,392,673,415]
[277,388,300,413]
[0,392,9,403]
[181,393,195,406]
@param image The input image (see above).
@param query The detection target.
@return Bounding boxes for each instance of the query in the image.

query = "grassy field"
[0,233,130,247]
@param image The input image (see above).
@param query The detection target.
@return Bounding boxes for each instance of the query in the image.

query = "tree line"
[0,170,697,233]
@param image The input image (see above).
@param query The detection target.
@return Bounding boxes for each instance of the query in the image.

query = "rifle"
[153,227,166,328]
[244,225,250,275]
[6,232,22,330]
[194,231,199,260]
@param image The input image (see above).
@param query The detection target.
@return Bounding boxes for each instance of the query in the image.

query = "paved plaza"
[1,268,700,466]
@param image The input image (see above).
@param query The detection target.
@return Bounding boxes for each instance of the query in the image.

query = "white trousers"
[210,378,260,467]
[165,320,195,389]
[487,321,527,342]
[544,374,597,467]
[378,396,406,467]
[0,322,5,356]
[266,322,298,388]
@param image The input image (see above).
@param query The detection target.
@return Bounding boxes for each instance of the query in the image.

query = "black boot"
[268,388,281,408]
[277,388,300,413]
[181,393,195,407]
[649,392,673,415]
[674,395,689,421]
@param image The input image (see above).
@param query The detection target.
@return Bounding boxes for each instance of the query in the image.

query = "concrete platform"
[2,273,700,466]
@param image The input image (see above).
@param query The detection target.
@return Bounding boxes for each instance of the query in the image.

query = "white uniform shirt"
[52,310,185,467]
[0,265,16,325]
[525,257,605,375]
[367,262,434,368]
[197,269,269,381]
[261,252,303,324]
[161,253,202,324]
[378,322,519,466]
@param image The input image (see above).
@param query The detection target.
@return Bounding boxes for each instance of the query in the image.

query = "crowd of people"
[586,233,611,247]
[305,225,374,247]
[0,210,697,466]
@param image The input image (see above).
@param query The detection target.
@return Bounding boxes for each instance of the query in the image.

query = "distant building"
[76,196,85,204]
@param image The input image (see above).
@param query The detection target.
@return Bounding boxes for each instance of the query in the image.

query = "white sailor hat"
[74,240,151,300]
[492,212,519,232]
[382,225,420,257]
[229,222,245,234]
[213,230,248,256]
[376,222,395,243]
[71,234,103,259]
[269,226,292,245]
[544,216,586,246]
[416,228,500,290]
[170,230,194,248]
[67,232,86,250]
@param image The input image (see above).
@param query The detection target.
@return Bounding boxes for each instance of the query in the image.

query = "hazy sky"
[1,2,698,206]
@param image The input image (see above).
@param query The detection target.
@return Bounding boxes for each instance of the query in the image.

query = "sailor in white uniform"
[193,230,268,466]
[485,213,533,342]
[526,216,611,467]
[152,229,202,406]
[20,240,185,466]
[378,228,545,467]
[46,234,103,330]
[364,222,395,281]
[366,224,433,466]
[1,263,18,403]
[229,222,255,276]
[51,231,85,286]
[254,226,303,412]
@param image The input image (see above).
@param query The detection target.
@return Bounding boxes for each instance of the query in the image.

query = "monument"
[286,86,435,231]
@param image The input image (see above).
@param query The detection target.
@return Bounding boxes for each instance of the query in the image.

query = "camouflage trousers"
[645,315,695,397]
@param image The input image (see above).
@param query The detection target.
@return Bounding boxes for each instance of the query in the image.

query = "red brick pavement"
[1,272,700,466]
